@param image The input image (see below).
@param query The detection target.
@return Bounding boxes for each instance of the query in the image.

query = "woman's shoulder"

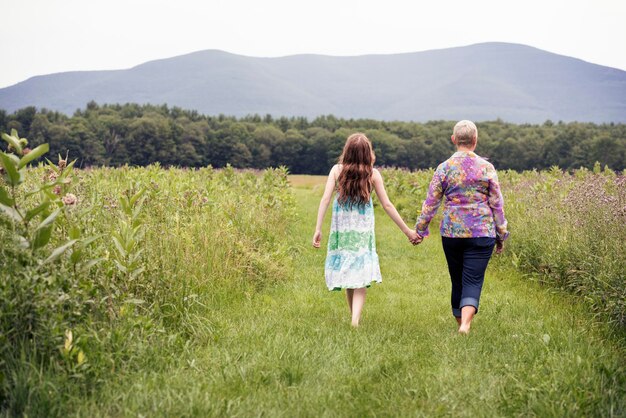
[476,156,496,172]
[469,156,498,180]
[435,160,449,172]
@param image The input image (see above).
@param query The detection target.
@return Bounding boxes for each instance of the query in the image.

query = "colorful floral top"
[415,151,509,240]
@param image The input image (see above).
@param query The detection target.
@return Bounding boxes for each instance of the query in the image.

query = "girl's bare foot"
[350,288,366,328]
[458,324,470,335]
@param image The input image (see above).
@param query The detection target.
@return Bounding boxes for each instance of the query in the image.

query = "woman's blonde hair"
[453,120,478,146]
[337,133,375,206]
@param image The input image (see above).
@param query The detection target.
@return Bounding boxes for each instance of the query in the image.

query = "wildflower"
[57,153,69,170]
[53,185,62,195]
[22,147,31,155]
[62,193,77,206]
[48,171,58,182]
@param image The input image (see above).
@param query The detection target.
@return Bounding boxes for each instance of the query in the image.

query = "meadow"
[0,134,625,416]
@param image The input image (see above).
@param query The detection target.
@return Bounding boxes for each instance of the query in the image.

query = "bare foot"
[458,325,470,335]
[351,320,359,328]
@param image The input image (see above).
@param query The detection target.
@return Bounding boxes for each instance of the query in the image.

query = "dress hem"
[328,280,382,292]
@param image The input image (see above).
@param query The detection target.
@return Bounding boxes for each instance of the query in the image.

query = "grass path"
[83,182,625,417]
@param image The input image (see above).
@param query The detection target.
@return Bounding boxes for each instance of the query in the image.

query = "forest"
[1,101,625,173]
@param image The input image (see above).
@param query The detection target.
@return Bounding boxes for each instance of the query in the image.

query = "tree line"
[1,102,624,173]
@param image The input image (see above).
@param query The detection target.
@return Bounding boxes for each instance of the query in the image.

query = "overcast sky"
[1,0,624,88]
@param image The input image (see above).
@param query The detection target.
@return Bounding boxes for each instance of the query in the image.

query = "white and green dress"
[325,197,382,291]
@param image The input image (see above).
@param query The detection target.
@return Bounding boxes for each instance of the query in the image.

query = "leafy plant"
[0,130,79,262]
[0,130,101,412]
[111,186,147,284]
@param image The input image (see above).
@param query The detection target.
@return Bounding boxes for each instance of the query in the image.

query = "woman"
[414,120,509,334]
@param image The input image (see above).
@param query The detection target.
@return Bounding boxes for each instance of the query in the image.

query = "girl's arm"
[372,169,420,242]
[312,165,338,248]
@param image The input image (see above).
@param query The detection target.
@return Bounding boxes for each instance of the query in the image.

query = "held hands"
[406,229,423,246]
[312,230,322,248]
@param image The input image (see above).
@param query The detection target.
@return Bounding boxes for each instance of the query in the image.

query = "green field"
[1,165,624,417]
[88,182,624,416]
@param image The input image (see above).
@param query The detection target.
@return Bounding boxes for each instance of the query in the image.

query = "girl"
[312,133,419,327]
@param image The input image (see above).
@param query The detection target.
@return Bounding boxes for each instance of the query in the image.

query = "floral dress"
[325,197,382,291]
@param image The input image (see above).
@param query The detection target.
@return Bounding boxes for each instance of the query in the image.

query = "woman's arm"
[487,165,509,244]
[372,169,419,241]
[312,165,338,248]
[415,167,445,238]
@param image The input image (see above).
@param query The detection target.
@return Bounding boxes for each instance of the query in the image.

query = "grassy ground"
[288,174,327,188]
[77,177,624,417]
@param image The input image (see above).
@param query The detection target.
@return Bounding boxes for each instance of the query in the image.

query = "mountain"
[1,42,625,123]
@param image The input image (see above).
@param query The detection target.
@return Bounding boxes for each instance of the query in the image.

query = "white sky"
[1,0,625,88]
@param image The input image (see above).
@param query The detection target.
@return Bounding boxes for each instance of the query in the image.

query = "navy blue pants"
[441,237,496,318]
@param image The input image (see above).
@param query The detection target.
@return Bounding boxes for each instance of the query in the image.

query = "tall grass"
[0,163,295,415]
[500,166,626,329]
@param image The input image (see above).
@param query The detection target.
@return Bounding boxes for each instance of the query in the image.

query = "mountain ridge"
[1,42,625,123]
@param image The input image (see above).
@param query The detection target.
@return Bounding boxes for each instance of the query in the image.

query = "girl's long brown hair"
[337,133,375,206]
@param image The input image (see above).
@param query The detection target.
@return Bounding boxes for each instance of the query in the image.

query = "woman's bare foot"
[458,306,475,335]
[458,324,470,335]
